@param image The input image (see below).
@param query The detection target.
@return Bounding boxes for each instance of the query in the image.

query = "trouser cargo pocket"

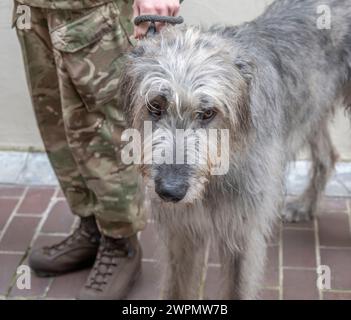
[49,2,132,112]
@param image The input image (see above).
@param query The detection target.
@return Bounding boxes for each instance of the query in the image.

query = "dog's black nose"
[155,180,188,203]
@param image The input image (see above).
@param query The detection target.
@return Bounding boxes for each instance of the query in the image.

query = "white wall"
[0,0,350,158]
[0,0,43,150]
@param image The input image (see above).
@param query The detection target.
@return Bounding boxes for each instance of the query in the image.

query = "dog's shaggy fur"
[118,0,351,299]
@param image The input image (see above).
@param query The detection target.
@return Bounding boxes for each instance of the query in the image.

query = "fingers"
[169,1,180,16]
[133,1,181,39]
[172,4,180,17]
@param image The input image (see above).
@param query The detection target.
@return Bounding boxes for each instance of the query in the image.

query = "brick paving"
[0,184,351,300]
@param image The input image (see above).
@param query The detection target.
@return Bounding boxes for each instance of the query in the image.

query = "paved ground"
[0,184,351,300]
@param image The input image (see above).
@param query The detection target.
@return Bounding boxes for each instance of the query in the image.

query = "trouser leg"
[14,3,97,218]
[46,2,146,238]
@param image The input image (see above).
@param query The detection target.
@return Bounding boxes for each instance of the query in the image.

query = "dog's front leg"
[161,231,207,300]
[220,228,267,300]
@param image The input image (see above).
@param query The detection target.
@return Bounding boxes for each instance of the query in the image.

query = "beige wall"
[0,1,43,150]
[0,0,350,158]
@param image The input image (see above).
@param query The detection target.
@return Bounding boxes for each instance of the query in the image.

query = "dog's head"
[117,26,252,205]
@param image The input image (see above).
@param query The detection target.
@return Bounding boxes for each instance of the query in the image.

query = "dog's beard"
[141,127,211,205]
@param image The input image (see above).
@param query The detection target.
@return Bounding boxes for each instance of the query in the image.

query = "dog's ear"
[232,57,255,134]
[234,57,255,84]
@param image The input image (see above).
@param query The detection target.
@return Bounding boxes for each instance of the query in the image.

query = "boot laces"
[85,237,132,291]
[44,222,99,256]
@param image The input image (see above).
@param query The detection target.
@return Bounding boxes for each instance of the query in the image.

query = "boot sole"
[32,260,96,278]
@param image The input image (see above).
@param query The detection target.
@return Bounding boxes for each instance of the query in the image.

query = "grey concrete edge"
[0,151,350,197]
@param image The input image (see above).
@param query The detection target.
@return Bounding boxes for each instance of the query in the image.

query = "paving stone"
[283,219,315,230]
[282,229,316,268]
[0,198,18,231]
[1,181,351,300]
[205,264,280,300]
[9,235,66,298]
[283,269,319,300]
[323,291,351,300]
[41,200,75,234]
[320,248,351,290]
[17,187,55,215]
[17,153,57,186]
[318,213,351,247]
[0,152,27,185]
[0,185,25,198]
[46,269,90,299]
[260,289,279,300]
[0,254,23,296]
[0,216,40,252]
[319,198,348,214]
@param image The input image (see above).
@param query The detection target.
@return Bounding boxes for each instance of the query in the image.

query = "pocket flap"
[51,3,119,53]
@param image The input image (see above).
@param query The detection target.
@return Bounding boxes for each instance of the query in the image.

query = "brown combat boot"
[77,234,142,300]
[29,216,100,277]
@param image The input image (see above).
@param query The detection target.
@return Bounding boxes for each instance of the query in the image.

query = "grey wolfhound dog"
[118,0,351,299]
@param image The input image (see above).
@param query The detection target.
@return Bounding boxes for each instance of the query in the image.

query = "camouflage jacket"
[15,0,112,9]
[16,0,184,10]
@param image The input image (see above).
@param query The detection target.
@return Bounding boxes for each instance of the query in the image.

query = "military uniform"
[13,0,145,239]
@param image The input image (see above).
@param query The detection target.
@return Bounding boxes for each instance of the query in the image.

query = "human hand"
[133,0,181,39]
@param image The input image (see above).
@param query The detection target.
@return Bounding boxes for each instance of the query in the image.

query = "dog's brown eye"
[199,109,217,121]
[147,97,167,119]
[148,103,163,117]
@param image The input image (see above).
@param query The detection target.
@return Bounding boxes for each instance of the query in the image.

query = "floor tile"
[17,188,55,215]
[319,198,348,214]
[318,213,351,247]
[0,253,23,296]
[1,182,351,301]
[9,235,67,298]
[0,198,18,230]
[283,269,319,300]
[41,200,74,234]
[320,248,351,290]
[264,245,279,287]
[283,229,316,268]
[323,291,351,300]
[46,269,90,299]
[0,216,40,252]
[260,289,279,300]
[0,185,25,198]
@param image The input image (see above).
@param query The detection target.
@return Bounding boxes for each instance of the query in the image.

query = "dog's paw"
[282,201,313,223]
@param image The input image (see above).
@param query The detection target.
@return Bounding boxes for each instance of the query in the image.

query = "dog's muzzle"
[154,166,189,203]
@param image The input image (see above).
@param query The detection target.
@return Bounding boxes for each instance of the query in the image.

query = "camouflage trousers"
[13,0,146,238]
